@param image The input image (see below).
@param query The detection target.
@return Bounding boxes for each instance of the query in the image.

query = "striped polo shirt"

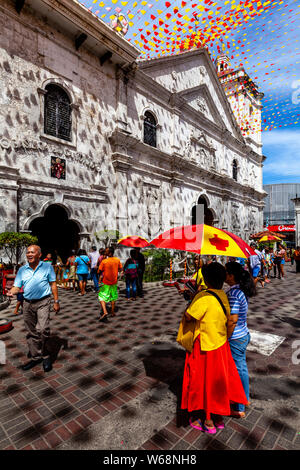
[227,284,249,340]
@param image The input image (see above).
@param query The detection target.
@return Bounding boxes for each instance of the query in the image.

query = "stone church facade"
[0,0,266,259]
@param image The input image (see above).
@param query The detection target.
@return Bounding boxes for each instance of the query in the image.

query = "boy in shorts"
[98,247,122,322]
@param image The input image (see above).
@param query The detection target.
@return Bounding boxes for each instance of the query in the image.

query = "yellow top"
[192,268,206,287]
[186,289,230,351]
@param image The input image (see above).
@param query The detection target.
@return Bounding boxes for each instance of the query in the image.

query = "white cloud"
[262,130,300,146]
[262,129,300,178]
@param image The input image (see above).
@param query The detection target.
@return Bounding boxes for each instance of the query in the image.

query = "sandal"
[203,423,217,434]
[99,315,109,322]
[230,410,245,419]
[189,418,203,431]
[215,420,225,429]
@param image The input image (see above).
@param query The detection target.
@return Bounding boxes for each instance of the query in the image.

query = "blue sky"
[81,0,300,184]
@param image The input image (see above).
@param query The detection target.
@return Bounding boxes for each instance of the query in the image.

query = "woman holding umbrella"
[179,262,248,433]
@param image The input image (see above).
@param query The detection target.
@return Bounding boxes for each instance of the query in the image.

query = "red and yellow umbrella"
[117,235,150,248]
[258,234,281,242]
[150,224,256,258]
[251,230,285,240]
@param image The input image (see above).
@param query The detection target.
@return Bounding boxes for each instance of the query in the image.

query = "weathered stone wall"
[0,0,117,242]
[0,0,265,250]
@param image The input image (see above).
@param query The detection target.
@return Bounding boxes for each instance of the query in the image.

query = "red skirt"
[181,336,247,416]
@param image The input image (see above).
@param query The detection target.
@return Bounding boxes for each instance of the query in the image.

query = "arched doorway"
[191,196,214,226]
[29,204,80,263]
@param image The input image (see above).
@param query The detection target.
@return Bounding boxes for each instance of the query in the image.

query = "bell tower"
[216,55,264,156]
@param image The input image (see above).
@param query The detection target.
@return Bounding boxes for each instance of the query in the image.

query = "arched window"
[191,196,214,226]
[143,111,157,148]
[232,159,238,181]
[44,84,72,141]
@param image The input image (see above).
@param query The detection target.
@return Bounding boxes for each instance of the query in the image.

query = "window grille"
[44,84,71,141]
[232,160,238,181]
[143,111,157,148]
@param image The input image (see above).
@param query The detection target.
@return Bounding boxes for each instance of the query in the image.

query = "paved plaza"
[0,265,299,451]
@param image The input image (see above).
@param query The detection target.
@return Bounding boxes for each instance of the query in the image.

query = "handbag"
[176,313,196,353]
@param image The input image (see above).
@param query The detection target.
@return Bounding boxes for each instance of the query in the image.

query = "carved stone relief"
[190,131,217,170]
[143,184,162,239]
[199,66,206,83]
[171,71,178,93]
[0,136,102,173]
[196,97,208,115]
[248,209,256,233]
[231,204,240,230]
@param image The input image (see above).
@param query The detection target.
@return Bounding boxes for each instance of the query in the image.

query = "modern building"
[263,183,300,246]
[0,0,266,261]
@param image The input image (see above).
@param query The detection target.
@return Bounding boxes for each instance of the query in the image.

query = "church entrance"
[29,204,80,263]
[191,196,214,226]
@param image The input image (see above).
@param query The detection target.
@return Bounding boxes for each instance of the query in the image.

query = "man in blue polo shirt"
[8,245,60,372]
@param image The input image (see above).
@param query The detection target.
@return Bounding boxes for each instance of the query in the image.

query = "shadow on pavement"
[135,341,190,427]
[46,335,68,363]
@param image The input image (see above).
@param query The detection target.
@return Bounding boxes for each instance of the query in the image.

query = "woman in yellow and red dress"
[181,262,247,433]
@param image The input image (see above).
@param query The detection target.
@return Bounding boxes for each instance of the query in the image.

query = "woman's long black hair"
[225,262,257,298]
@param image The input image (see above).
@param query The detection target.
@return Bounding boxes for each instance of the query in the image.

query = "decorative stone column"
[292,196,300,247]
[0,165,19,232]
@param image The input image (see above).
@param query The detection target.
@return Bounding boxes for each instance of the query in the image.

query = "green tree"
[0,232,38,266]
[143,248,171,281]
[94,229,122,248]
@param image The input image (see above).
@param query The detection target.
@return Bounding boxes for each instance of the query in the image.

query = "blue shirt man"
[9,245,60,372]
[14,261,56,300]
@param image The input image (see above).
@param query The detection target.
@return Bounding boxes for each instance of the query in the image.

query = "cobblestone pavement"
[0,266,299,451]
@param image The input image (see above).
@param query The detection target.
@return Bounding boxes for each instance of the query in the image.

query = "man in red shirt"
[98,247,122,322]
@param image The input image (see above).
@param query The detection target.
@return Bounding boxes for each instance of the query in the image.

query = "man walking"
[248,243,264,288]
[8,245,60,372]
[98,247,122,322]
[294,246,300,273]
[88,245,100,292]
[135,248,145,297]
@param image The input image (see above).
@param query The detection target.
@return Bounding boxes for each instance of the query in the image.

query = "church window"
[44,84,72,141]
[232,159,238,181]
[143,111,157,148]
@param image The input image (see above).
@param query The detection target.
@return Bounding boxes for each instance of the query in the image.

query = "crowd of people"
[11,245,146,321]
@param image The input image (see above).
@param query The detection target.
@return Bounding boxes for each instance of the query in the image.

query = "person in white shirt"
[88,246,100,292]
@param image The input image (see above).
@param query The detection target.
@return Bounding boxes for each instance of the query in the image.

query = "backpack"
[125,259,138,280]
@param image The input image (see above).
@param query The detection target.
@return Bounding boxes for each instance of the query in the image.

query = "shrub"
[0,232,38,266]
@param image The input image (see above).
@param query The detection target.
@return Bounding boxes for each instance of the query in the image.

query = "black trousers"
[137,271,144,296]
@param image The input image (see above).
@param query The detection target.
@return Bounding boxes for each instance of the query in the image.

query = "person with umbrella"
[179,262,248,433]
[118,236,149,298]
[135,248,145,298]
[123,249,139,301]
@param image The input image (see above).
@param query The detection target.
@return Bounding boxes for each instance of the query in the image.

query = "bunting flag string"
[77,0,300,133]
